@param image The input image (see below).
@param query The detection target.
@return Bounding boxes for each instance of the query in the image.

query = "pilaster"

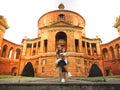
[67,31,75,52]
[96,40,101,55]
[47,31,55,52]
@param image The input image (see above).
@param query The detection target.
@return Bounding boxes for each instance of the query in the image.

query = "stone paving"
[0,77,120,84]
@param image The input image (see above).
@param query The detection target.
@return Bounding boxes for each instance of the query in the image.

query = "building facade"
[2,4,119,77]
[100,16,120,76]
[101,37,120,76]
[0,16,22,75]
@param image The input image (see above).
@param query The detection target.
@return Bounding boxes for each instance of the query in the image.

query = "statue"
[114,16,120,36]
[0,15,9,29]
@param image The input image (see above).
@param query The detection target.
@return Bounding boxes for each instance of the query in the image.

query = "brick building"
[0,16,22,75]
[1,4,119,77]
[100,16,120,76]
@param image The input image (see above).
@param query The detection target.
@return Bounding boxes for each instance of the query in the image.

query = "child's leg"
[63,65,72,77]
[61,72,66,82]
[62,72,66,78]
[63,65,68,72]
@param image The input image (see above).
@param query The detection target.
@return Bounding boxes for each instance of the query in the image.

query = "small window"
[36,60,39,66]
[27,43,32,48]
[58,14,65,21]
[33,43,36,48]
[82,41,85,47]
[42,59,46,64]
[42,67,45,73]
[84,60,87,65]
[38,42,40,47]
[77,67,80,72]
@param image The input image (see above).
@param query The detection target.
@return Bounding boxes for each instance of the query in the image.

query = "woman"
[55,46,72,82]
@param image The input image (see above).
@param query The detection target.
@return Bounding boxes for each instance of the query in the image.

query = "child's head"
[60,53,65,59]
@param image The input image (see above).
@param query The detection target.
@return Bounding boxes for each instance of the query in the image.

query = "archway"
[21,62,34,77]
[88,64,103,77]
[55,32,67,50]
[102,48,108,59]
[1,45,8,57]
[110,46,115,59]
[105,68,111,76]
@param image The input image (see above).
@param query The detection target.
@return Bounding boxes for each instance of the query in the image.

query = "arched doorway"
[88,64,103,77]
[11,67,18,76]
[21,62,34,77]
[56,32,67,50]
[105,67,111,76]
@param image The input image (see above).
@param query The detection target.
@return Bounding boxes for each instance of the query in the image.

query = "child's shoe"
[68,72,72,77]
[61,78,65,83]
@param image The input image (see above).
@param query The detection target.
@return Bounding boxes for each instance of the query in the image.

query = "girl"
[55,46,72,82]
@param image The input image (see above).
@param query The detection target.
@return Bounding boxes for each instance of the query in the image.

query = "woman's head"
[57,45,62,51]
[61,47,66,52]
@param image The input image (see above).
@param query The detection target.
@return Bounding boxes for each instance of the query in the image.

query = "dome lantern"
[58,3,65,9]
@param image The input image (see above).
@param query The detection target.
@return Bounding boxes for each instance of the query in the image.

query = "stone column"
[40,38,44,53]
[22,38,27,56]
[36,42,38,54]
[85,42,88,55]
[11,49,15,59]
[90,43,92,55]
[96,41,101,55]
[79,33,82,53]
[31,43,33,56]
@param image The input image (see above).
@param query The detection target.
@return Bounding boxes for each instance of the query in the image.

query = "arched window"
[1,45,8,57]
[14,49,21,59]
[8,47,13,58]
[58,14,65,21]
[55,32,67,50]
[44,40,47,52]
[110,46,115,59]
[75,39,79,52]
[102,48,108,59]
[115,44,120,59]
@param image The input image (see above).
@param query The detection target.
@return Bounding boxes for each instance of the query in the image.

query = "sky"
[0,0,120,44]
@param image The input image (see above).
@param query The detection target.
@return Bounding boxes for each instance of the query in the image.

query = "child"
[61,48,72,78]
[57,53,72,82]
[57,53,67,82]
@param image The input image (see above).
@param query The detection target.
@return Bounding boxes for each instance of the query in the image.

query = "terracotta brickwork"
[20,4,103,77]
[0,39,22,75]
[100,37,120,75]
[1,4,120,77]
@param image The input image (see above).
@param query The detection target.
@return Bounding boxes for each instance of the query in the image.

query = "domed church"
[0,4,104,77]
[21,3,103,77]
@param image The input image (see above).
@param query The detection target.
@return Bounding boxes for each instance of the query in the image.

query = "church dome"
[38,4,85,28]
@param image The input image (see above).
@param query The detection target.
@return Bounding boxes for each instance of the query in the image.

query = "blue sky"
[0,0,120,44]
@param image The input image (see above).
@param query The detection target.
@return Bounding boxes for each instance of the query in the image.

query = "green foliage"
[0,75,32,79]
